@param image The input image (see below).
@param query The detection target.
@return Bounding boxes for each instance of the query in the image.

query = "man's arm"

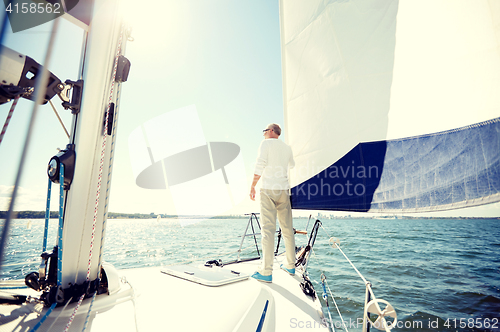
[250,141,267,201]
[249,174,261,201]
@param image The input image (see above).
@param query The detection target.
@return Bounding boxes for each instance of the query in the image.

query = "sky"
[0,0,499,218]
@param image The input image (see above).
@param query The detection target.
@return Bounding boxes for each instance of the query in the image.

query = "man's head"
[263,123,281,138]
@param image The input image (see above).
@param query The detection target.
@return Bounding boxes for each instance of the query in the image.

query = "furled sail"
[279,0,500,212]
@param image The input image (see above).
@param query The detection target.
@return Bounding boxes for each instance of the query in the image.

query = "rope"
[86,23,124,285]
[168,244,257,267]
[29,165,65,332]
[311,248,345,331]
[82,291,97,331]
[29,172,63,332]
[45,297,73,332]
[48,100,70,138]
[320,224,369,286]
[81,86,123,332]
[92,39,127,299]
[317,223,394,331]
[129,280,140,332]
[320,274,336,332]
[322,274,349,332]
[29,302,57,332]
[64,294,84,331]
[42,179,52,252]
[64,25,125,332]
[0,96,20,146]
[57,164,65,285]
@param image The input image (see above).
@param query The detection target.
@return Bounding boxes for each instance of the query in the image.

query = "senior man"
[250,123,295,282]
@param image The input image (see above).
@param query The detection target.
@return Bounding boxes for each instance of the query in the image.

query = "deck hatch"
[161,265,248,287]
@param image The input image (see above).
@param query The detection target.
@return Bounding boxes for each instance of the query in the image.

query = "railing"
[232,214,397,332]
[235,213,310,263]
[236,213,262,261]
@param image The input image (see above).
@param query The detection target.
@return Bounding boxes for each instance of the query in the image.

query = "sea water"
[1,217,499,331]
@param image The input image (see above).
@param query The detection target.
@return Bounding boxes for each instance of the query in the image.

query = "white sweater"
[254,138,295,190]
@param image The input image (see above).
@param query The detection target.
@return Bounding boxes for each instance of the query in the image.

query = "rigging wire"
[310,247,348,332]
[320,224,369,286]
[44,297,73,332]
[29,296,73,332]
[305,221,381,332]
[320,273,336,332]
[48,100,70,138]
[325,279,349,332]
[319,268,349,332]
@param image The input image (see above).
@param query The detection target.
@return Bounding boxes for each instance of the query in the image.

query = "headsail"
[280,0,500,212]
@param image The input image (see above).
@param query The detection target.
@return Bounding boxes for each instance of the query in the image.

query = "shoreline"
[2,211,498,220]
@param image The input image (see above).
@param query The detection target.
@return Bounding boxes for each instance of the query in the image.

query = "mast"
[59,0,129,291]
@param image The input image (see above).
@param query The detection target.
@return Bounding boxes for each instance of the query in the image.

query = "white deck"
[0,255,328,331]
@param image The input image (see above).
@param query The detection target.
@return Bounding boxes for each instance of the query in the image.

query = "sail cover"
[280,0,500,212]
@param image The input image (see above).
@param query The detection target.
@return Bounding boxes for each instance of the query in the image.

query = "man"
[250,123,295,283]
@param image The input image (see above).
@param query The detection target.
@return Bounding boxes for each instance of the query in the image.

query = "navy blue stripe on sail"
[291,140,387,212]
[291,117,500,212]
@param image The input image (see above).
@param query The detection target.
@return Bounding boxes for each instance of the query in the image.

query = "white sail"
[280,0,500,212]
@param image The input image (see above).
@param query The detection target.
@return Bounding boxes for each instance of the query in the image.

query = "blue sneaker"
[251,272,272,283]
[280,264,295,276]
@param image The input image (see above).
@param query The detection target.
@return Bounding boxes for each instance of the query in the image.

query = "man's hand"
[250,186,256,201]
[250,174,261,201]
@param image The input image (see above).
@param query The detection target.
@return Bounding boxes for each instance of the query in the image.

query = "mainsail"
[280,0,500,212]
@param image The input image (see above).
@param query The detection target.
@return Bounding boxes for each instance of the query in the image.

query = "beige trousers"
[258,189,295,276]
